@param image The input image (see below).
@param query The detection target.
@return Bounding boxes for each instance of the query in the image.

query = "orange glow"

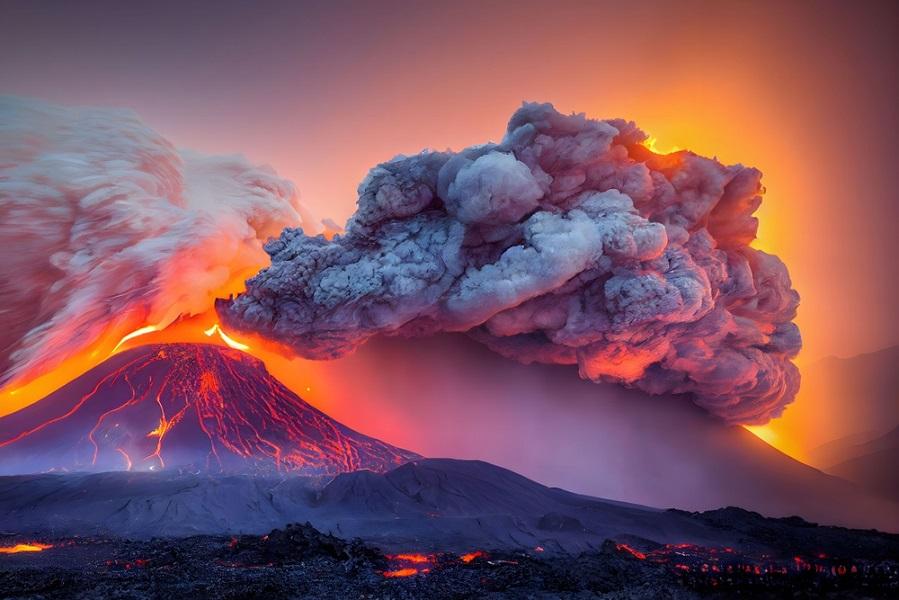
[383,551,436,578]
[460,550,486,563]
[0,542,52,554]
[383,568,419,578]
[147,417,173,439]
[111,325,163,353]
[642,135,681,155]
[203,323,251,352]
[389,553,432,564]
[0,341,413,473]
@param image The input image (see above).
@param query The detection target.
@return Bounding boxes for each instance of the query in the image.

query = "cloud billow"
[0,97,304,386]
[218,103,800,424]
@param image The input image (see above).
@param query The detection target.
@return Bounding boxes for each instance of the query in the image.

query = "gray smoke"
[218,103,800,424]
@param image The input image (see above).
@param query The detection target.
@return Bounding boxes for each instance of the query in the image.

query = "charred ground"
[1,514,898,600]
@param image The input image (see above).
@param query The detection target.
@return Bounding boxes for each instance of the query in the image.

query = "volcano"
[0,343,419,475]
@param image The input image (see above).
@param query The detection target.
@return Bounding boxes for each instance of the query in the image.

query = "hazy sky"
[2,1,898,461]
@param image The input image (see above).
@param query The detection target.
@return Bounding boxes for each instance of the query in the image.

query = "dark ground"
[2,516,898,600]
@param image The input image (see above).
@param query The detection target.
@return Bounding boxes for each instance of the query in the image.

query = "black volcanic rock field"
[0,343,418,475]
[1,516,897,599]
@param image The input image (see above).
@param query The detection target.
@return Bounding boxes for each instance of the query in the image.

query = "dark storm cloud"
[218,103,801,424]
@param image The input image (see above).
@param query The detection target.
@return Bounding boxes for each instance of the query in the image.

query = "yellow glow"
[744,424,778,446]
[203,323,251,352]
[642,135,681,155]
[0,542,52,554]
[111,325,162,353]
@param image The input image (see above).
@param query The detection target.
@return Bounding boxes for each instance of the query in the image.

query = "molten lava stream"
[460,550,486,563]
[0,542,53,554]
[383,568,421,578]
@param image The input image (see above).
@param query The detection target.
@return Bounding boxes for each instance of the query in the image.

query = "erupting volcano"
[0,343,418,475]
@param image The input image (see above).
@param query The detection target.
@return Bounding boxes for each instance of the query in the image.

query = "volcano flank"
[0,343,419,475]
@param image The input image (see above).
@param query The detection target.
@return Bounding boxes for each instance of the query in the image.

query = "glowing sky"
[1,0,897,457]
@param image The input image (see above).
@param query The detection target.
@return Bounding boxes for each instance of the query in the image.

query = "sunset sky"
[1,0,896,459]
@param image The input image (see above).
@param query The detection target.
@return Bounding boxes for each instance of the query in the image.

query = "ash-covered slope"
[307,334,899,533]
[828,426,899,502]
[0,343,418,475]
[0,458,741,553]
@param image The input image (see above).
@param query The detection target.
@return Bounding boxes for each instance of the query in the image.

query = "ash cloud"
[0,97,304,386]
[219,103,800,424]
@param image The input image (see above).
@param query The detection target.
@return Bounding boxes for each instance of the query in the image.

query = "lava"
[202,323,251,352]
[612,541,868,585]
[383,552,437,578]
[0,542,52,554]
[383,568,420,578]
[388,553,432,564]
[615,543,647,560]
[0,343,419,475]
[112,325,163,353]
[460,550,486,563]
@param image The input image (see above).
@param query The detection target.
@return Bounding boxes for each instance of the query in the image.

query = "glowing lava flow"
[203,323,250,351]
[0,542,52,554]
[0,343,419,475]
[383,553,434,578]
[111,325,163,353]
[460,550,486,563]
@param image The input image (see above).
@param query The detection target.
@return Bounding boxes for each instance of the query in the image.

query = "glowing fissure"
[382,550,488,577]
[0,344,418,475]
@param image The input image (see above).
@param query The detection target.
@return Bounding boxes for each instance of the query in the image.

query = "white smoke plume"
[0,97,304,386]
[219,103,800,424]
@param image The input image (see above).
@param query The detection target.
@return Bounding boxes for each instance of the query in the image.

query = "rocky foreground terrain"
[2,514,898,600]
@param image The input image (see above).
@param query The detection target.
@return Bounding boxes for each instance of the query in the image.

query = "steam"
[0,97,304,385]
[219,103,800,424]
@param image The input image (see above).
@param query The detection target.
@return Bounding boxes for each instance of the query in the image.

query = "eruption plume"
[218,103,801,424]
[0,97,305,387]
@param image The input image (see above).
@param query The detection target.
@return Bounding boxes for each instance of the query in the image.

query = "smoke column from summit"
[219,103,801,424]
[0,97,305,387]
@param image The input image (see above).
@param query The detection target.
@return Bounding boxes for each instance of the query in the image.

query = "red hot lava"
[0,343,418,475]
[0,542,52,554]
[460,550,487,563]
[382,550,489,578]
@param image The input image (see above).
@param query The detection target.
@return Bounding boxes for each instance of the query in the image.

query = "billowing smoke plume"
[0,97,304,385]
[219,103,800,424]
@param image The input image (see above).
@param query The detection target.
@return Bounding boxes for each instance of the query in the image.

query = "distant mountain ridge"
[826,426,899,502]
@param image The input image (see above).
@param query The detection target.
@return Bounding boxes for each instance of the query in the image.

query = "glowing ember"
[460,550,486,563]
[383,551,437,578]
[389,553,432,564]
[0,542,52,554]
[383,568,420,578]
